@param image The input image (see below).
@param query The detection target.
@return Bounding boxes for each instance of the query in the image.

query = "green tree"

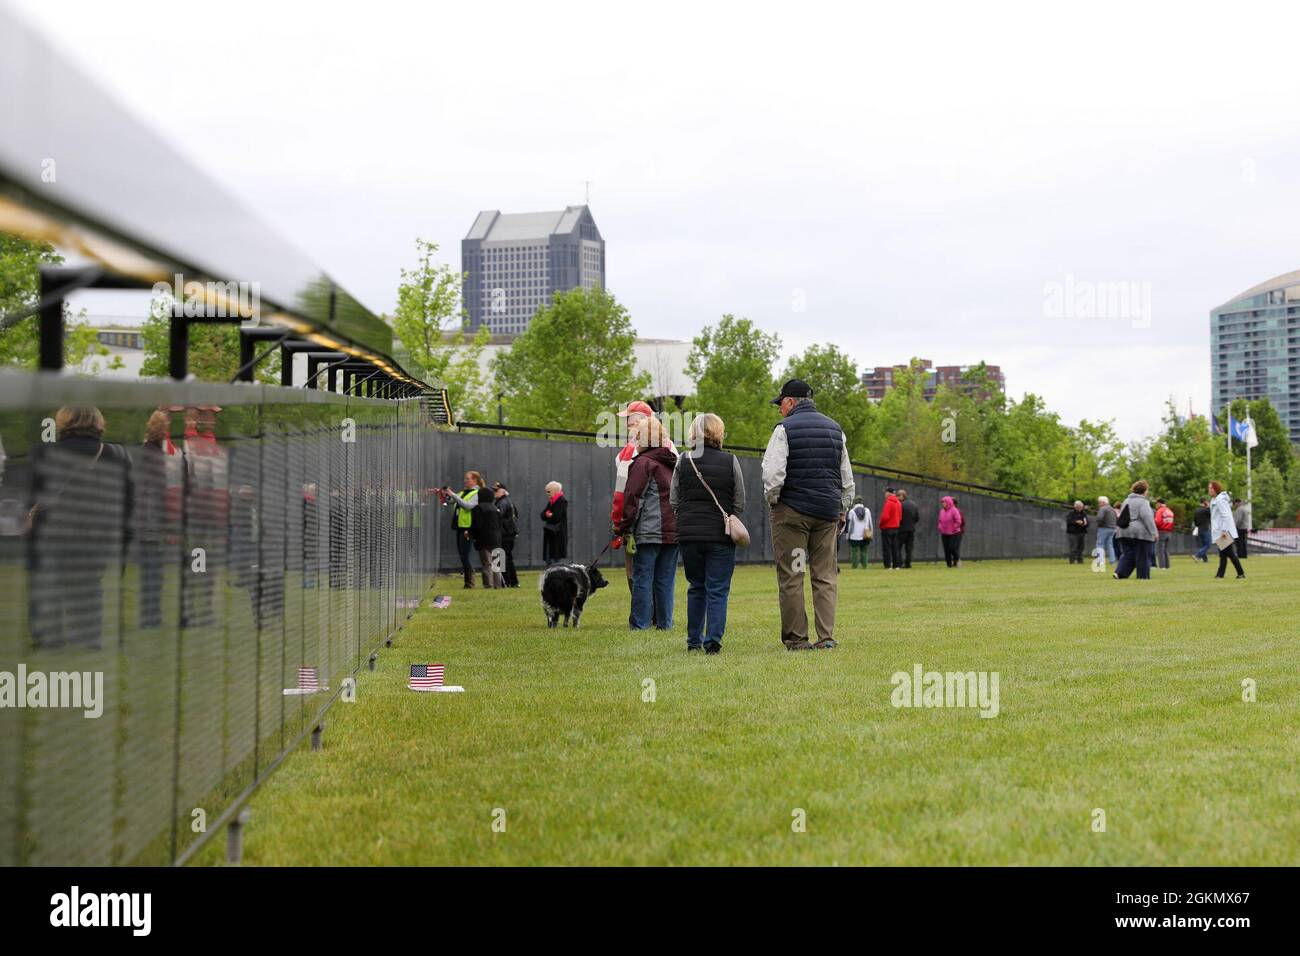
[684,315,780,449]
[1221,397,1292,477]
[1281,454,1300,525]
[390,238,491,420]
[1,231,112,372]
[1251,457,1286,526]
[1142,403,1231,503]
[492,286,649,431]
[782,343,876,457]
[139,295,278,383]
[875,361,960,480]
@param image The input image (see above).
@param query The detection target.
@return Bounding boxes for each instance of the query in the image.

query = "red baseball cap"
[617,401,655,418]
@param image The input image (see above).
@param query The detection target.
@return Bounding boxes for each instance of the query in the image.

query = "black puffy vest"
[674,445,737,544]
[778,401,844,522]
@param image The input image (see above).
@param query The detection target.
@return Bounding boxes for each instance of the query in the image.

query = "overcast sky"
[12,0,1300,441]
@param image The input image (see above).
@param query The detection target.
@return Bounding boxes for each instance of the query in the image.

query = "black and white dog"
[539,562,608,628]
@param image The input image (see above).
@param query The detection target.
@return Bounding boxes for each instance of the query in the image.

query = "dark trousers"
[899,530,915,567]
[941,532,962,567]
[1235,528,1248,558]
[502,535,518,586]
[1115,537,1151,579]
[1067,534,1086,563]
[139,539,165,628]
[679,541,736,648]
[456,530,474,584]
[881,529,900,568]
[1216,540,1245,577]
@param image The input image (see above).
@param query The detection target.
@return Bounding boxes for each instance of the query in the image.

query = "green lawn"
[194,557,1300,866]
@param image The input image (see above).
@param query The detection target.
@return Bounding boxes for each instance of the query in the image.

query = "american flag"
[431,595,452,609]
[409,663,445,690]
[298,666,319,691]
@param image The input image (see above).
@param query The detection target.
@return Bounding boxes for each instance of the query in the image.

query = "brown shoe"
[812,638,838,650]
[784,640,814,651]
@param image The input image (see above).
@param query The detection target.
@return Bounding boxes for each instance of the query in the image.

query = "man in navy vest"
[761,379,856,650]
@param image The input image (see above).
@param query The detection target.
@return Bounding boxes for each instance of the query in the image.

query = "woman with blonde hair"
[137,409,176,627]
[618,416,680,630]
[28,406,131,648]
[668,412,745,652]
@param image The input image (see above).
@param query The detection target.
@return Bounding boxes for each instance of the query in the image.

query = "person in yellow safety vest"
[445,471,485,588]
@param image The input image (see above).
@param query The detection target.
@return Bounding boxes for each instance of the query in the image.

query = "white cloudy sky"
[11,0,1300,440]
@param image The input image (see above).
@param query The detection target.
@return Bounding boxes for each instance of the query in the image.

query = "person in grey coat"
[1113,479,1157,579]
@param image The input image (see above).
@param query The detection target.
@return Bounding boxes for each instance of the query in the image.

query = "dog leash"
[588,538,613,568]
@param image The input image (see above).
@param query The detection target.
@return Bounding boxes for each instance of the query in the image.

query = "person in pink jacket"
[937,495,964,568]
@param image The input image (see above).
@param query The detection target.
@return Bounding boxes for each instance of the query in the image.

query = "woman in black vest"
[670,413,746,654]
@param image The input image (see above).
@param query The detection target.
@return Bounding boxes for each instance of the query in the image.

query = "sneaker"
[1237,573,1246,579]
[687,644,702,653]
[812,638,837,650]
[784,640,814,651]
[704,642,722,655]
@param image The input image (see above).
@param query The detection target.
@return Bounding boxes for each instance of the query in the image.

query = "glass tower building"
[1210,270,1300,443]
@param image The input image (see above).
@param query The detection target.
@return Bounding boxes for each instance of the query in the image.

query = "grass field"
[194,556,1300,866]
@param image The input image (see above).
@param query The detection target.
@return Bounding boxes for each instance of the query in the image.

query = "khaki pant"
[770,503,839,644]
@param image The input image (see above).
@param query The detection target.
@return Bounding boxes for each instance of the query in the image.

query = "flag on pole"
[431,595,452,609]
[409,663,445,690]
[1243,417,1259,449]
[1211,414,1224,435]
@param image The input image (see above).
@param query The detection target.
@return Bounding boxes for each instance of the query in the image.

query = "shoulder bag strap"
[687,452,730,521]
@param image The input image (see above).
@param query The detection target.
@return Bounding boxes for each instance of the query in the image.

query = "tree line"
[5,232,1298,525]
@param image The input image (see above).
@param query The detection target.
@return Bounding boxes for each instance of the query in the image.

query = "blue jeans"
[630,543,677,630]
[1194,528,1211,561]
[1096,527,1116,565]
[679,541,737,648]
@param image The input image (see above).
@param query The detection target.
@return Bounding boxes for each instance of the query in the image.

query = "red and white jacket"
[611,436,676,527]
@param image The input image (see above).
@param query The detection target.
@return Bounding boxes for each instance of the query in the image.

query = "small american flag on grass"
[409,664,445,690]
[298,667,319,691]
[430,595,452,609]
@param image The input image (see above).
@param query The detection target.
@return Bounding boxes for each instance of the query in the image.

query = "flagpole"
[1245,417,1253,518]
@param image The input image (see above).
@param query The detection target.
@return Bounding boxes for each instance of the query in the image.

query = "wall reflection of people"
[302,482,319,589]
[27,406,133,649]
[181,405,227,628]
[136,409,177,628]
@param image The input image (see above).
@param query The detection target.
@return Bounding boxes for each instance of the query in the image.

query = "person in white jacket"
[1208,480,1245,579]
[843,495,873,568]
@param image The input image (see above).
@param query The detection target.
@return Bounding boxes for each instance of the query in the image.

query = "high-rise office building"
[461,205,605,334]
[1211,270,1300,443]
[861,359,1005,402]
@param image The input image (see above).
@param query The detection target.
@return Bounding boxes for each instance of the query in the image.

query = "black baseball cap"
[772,379,813,404]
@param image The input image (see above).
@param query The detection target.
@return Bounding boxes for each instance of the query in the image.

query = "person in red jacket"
[879,487,902,570]
[1153,497,1175,570]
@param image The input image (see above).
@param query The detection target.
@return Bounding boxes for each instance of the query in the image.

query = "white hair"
[1098,496,1109,506]
[546,481,563,493]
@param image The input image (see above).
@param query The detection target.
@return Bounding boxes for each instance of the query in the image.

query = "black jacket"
[673,445,739,544]
[899,498,920,533]
[472,499,502,550]
[541,495,568,555]
[1193,505,1211,532]
[1065,509,1089,534]
[496,494,519,539]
